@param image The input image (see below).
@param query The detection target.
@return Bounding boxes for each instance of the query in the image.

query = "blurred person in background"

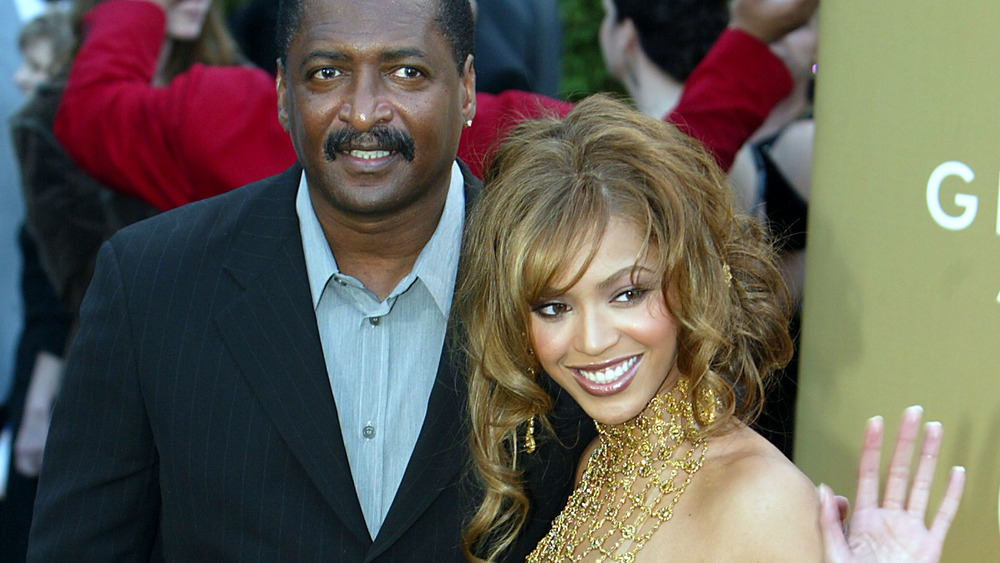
[2,1,241,560]
[227,0,279,74]
[472,0,562,97]
[0,0,50,496]
[50,0,801,213]
[17,0,242,315]
[1,11,74,561]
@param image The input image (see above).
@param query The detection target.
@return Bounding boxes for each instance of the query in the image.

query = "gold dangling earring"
[524,416,536,454]
[524,340,538,453]
[696,384,720,427]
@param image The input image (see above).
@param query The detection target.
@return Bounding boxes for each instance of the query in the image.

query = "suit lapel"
[214,166,370,547]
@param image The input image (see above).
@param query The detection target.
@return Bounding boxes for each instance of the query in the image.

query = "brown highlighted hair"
[458,94,792,561]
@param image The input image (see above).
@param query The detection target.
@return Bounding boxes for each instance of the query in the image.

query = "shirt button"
[363,424,376,439]
[369,316,381,326]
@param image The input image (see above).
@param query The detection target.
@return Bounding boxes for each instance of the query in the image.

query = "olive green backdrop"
[797,3,1000,560]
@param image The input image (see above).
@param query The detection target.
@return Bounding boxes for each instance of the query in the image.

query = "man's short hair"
[612,0,728,82]
[276,0,474,75]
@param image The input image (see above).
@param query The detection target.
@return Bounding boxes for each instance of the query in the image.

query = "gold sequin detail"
[526,379,707,562]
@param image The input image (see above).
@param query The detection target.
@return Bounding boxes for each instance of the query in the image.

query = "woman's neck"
[595,378,699,460]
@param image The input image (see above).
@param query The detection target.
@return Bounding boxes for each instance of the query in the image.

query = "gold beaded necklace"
[526,379,708,563]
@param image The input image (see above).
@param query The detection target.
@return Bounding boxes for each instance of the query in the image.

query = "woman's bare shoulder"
[691,426,823,561]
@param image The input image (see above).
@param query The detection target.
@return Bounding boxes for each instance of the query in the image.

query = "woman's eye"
[532,302,568,318]
[614,288,648,304]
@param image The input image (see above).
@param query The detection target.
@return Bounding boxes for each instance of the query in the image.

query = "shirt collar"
[296,162,465,317]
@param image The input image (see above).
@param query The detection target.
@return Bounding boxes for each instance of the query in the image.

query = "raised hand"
[819,406,966,563]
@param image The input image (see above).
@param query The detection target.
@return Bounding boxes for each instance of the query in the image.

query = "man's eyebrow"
[297,48,428,73]
[298,50,350,72]
[380,48,428,63]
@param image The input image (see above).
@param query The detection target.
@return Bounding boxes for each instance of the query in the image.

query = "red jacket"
[55,0,791,211]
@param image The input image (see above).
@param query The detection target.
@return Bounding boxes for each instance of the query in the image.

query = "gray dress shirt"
[296,163,464,539]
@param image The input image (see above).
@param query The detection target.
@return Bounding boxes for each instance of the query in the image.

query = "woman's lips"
[570,354,641,397]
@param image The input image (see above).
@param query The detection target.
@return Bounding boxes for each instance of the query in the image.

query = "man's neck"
[313,179,452,302]
[626,52,684,120]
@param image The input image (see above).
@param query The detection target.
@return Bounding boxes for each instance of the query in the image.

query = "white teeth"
[578,356,638,384]
[347,150,391,159]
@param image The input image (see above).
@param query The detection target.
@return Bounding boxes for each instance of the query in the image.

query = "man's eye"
[391,67,423,79]
[532,302,569,318]
[313,67,342,80]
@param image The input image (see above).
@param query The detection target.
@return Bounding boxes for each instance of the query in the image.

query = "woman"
[458,95,962,562]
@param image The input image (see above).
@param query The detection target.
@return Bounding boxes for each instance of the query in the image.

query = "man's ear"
[276,61,290,132]
[460,55,476,126]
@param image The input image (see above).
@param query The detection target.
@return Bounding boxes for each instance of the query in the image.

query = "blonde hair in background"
[457,94,793,561]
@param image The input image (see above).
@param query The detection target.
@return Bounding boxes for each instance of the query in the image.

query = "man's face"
[277,0,476,222]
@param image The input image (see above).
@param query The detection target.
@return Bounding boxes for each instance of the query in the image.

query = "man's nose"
[338,70,393,131]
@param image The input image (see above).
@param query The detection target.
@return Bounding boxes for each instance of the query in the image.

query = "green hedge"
[558,0,624,101]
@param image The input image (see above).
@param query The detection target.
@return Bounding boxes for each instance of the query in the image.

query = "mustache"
[323,126,416,162]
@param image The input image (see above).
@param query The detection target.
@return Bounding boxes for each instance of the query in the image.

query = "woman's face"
[14,38,56,95]
[529,216,681,425]
[166,0,212,41]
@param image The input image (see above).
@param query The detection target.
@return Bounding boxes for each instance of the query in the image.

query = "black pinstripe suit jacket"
[28,164,591,562]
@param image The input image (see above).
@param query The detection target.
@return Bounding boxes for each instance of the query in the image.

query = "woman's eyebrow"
[596,265,653,293]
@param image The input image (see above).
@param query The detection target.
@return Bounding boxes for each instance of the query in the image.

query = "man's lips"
[333,148,398,173]
[343,149,392,160]
[324,127,415,162]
